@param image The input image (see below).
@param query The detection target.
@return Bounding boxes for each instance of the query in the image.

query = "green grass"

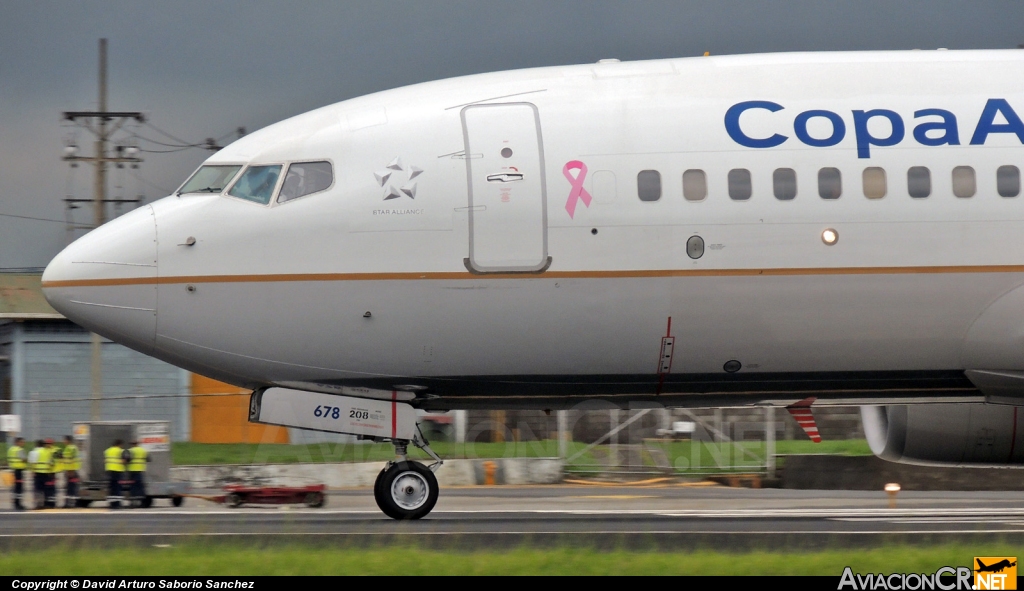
[0,439,871,473]
[171,440,565,465]
[166,439,871,474]
[567,439,872,475]
[0,542,1011,575]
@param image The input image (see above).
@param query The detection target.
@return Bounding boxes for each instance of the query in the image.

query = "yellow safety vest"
[7,445,26,470]
[34,447,53,474]
[127,446,148,472]
[51,447,63,473]
[104,446,125,472]
[62,444,81,471]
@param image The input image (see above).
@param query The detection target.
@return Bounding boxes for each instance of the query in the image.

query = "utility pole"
[61,39,145,420]
[62,39,145,230]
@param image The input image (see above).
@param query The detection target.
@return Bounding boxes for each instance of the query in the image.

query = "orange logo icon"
[974,557,1017,590]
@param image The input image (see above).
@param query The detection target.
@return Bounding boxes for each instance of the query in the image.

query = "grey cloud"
[1,1,1023,267]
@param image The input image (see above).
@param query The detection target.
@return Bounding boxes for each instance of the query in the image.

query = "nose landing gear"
[248,387,445,520]
[374,429,442,520]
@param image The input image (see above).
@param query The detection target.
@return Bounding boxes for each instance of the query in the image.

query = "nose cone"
[42,205,158,354]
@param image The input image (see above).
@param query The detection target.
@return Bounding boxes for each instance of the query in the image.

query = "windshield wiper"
[178,186,223,196]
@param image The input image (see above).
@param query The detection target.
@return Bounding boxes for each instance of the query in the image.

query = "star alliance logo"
[374,157,423,200]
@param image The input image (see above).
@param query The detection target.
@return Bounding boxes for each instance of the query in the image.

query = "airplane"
[976,558,1017,574]
[41,49,1024,519]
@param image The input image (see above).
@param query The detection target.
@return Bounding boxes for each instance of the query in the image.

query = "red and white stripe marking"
[391,390,398,439]
[786,397,821,443]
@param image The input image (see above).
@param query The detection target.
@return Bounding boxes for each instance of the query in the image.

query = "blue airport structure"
[0,273,190,441]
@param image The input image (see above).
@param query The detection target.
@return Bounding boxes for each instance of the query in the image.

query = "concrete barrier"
[171,457,564,489]
[780,454,1024,491]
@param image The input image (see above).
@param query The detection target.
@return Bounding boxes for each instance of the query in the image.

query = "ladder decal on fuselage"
[657,317,674,395]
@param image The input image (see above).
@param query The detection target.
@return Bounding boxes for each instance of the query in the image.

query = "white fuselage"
[41,50,1024,407]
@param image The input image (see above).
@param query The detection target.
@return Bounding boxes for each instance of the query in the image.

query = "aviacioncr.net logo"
[838,567,973,590]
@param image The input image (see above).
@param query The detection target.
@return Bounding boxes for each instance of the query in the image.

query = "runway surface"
[3,485,1023,550]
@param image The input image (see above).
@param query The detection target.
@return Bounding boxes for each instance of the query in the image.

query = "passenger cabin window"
[728,168,752,200]
[178,165,242,195]
[637,170,661,201]
[818,168,841,199]
[682,169,707,201]
[773,168,797,201]
[998,165,1021,197]
[278,161,334,203]
[952,166,976,198]
[227,165,282,205]
[907,166,931,198]
[863,167,886,199]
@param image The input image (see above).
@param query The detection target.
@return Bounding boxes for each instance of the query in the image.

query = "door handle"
[486,173,524,183]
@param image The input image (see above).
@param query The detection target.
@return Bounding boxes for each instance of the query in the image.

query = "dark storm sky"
[2,1,1023,268]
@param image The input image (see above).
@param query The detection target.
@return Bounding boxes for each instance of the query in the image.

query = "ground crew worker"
[61,435,81,508]
[53,439,64,506]
[127,440,149,508]
[35,439,55,509]
[49,438,63,508]
[104,439,125,508]
[121,445,132,506]
[27,440,43,509]
[7,437,27,510]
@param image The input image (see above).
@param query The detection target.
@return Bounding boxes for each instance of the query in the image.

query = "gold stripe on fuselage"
[39,264,1024,288]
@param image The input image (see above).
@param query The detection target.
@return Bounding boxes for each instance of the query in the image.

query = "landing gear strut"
[373,427,443,520]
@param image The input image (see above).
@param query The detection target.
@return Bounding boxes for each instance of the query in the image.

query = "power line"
[129,132,204,149]
[143,121,198,147]
[127,168,173,195]
[137,145,197,154]
[132,129,240,149]
[136,124,243,153]
[0,210,67,222]
[216,128,244,143]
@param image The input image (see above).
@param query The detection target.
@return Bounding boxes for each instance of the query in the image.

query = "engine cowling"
[861,404,1024,467]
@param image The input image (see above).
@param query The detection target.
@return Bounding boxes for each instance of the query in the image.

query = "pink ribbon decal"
[563,160,593,219]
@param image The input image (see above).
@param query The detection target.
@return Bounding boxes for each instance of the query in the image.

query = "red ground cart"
[217,483,327,508]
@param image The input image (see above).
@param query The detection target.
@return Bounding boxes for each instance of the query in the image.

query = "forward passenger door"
[461,103,549,273]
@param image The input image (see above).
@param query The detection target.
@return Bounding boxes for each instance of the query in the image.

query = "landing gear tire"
[373,467,400,518]
[373,468,387,510]
[375,461,438,520]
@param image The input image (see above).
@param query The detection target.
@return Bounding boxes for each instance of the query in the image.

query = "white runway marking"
[0,529,1022,538]
[834,516,1024,524]
[7,507,1024,518]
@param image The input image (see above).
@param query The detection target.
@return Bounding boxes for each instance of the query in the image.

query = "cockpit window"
[178,165,242,195]
[278,161,334,203]
[227,165,282,205]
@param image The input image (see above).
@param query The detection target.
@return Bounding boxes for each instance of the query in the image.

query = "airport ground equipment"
[71,420,189,507]
[250,387,442,519]
[217,483,326,508]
